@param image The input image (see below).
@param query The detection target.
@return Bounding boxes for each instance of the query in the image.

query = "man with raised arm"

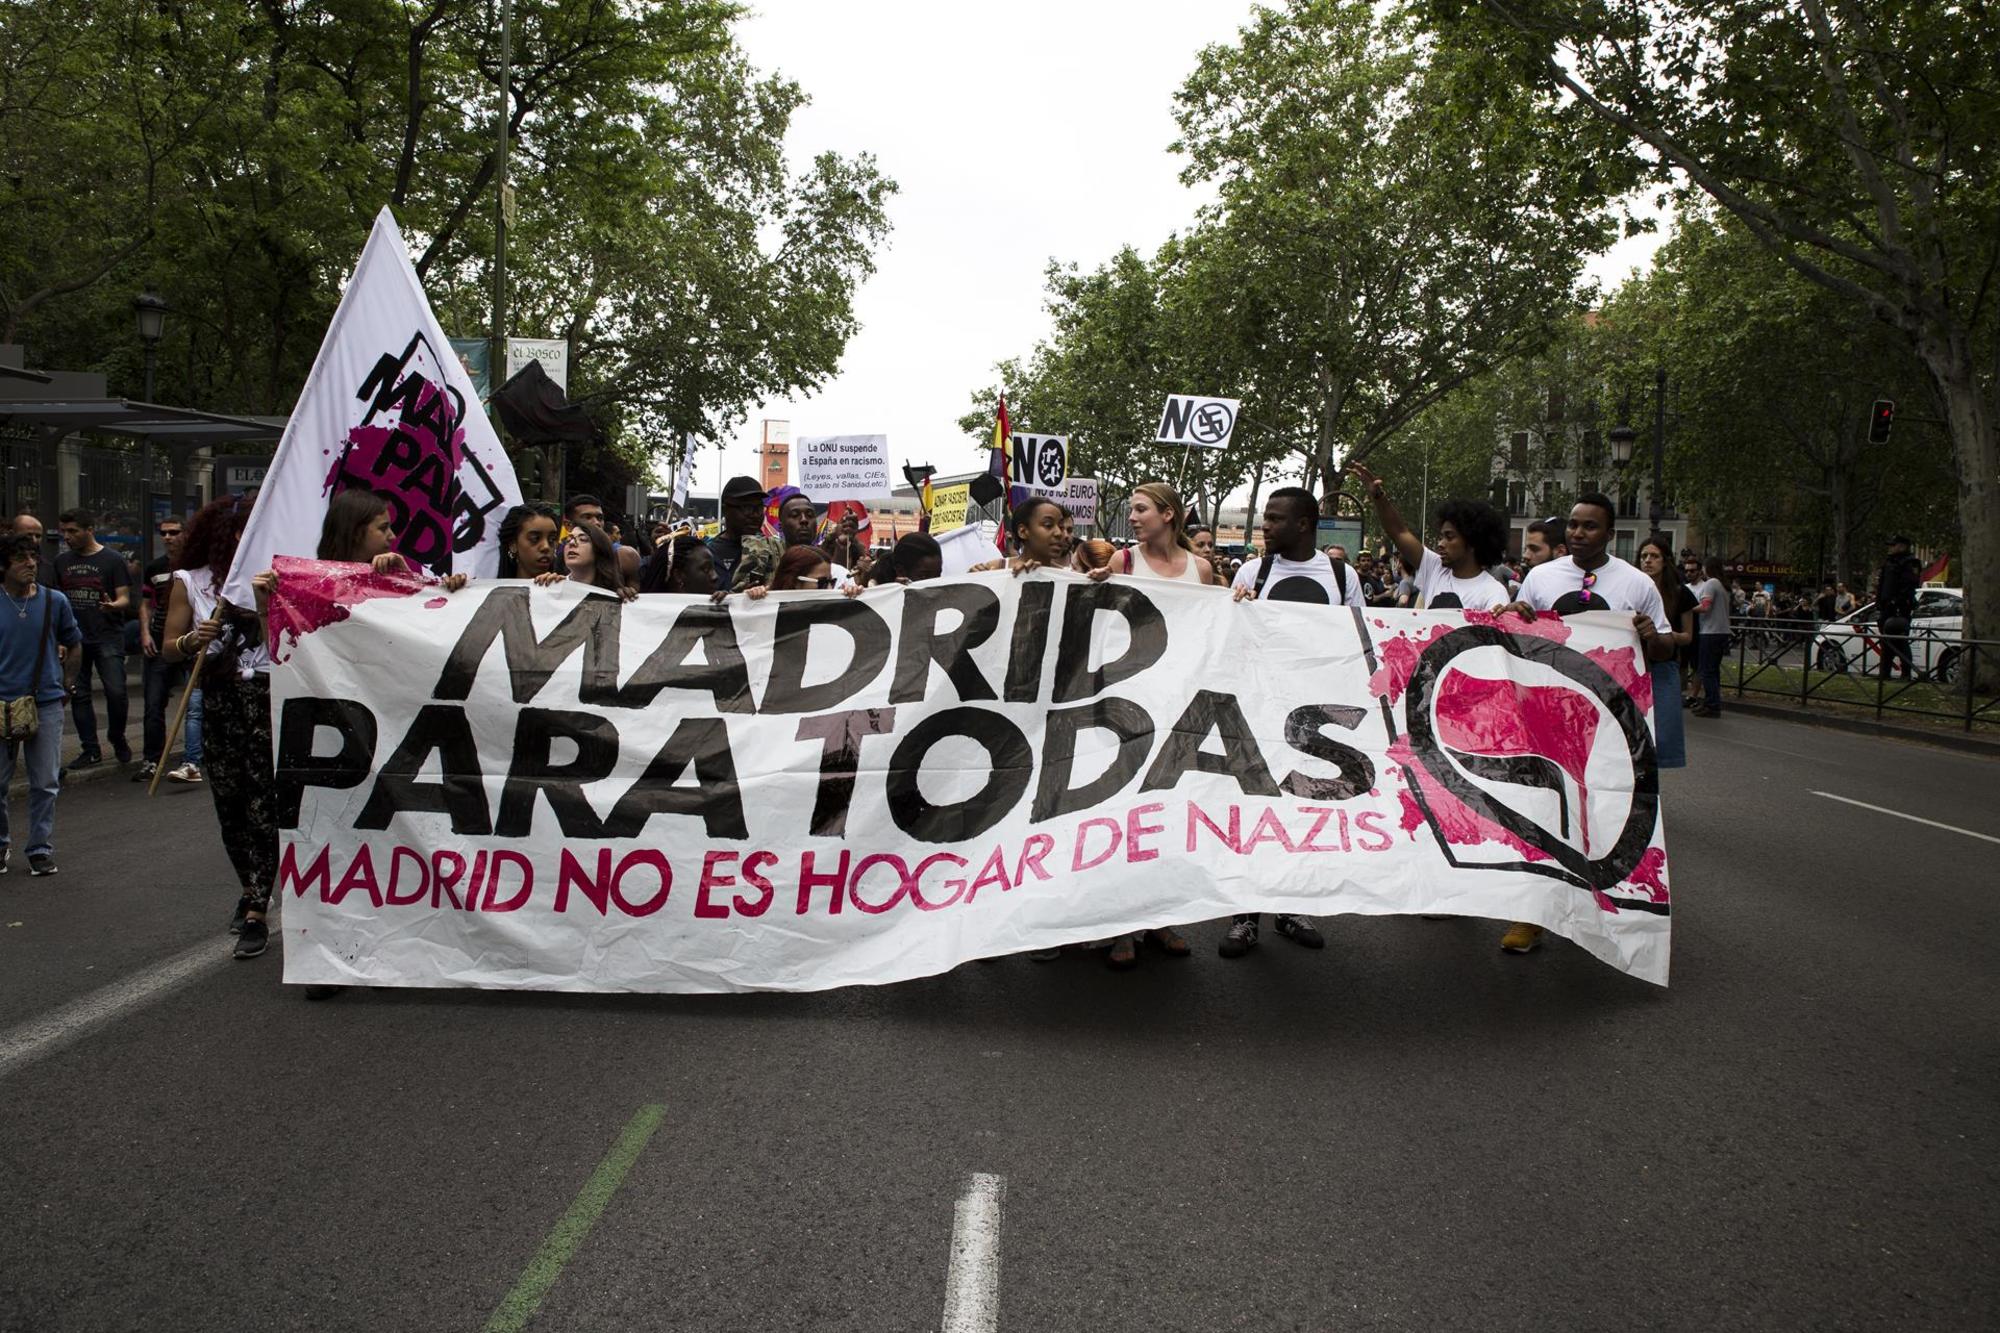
[1349,465,1511,612]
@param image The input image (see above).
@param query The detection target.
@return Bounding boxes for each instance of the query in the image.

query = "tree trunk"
[1829,466,1850,593]
[1917,326,2000,692]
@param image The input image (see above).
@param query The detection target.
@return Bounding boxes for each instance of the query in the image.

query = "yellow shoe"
[1499,922,1544,954]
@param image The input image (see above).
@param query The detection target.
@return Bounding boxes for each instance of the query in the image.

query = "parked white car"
[1810,586,1967,681]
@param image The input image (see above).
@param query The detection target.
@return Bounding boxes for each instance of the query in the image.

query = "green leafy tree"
[0,0,893,502]
[1601,215,1953,584]
[1420,0,2000,675]
[1170,0,1621,502]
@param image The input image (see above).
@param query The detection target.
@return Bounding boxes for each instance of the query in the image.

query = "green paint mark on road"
[483,1103,666,1333]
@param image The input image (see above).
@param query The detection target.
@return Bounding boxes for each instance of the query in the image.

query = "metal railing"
[1710,619,2000,733]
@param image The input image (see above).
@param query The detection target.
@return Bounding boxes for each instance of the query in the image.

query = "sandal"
[1148,926,1191,957]
[1106,935,1139,970]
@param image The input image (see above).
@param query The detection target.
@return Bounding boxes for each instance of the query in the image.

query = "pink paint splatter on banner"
[1434,672,1601,848]
[424,597,448,609]
[1368,624,1455,702]
[1624,844,1671,903]
[1462,608,1573,645]
[267,555,436,656]
[1586,645,1652,714]
[1388,735,1553,863]
[1397,789,1426,840]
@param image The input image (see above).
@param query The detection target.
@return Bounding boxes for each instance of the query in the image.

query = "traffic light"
[1868,399,1895,445]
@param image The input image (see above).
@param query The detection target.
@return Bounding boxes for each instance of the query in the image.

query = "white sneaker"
[168,763,204,784]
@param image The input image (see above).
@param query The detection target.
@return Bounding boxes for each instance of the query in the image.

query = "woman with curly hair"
[496,501,561,579]
[161,494,281,959]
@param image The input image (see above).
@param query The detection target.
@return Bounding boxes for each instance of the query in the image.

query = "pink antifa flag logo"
[1394,624,1667,911]
[323,331,507,575]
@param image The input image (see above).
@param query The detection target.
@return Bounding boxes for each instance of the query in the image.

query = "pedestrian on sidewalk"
[1637,535,1694,769]
[137,515,203,785]
[162,495,278,959]
[0,533,82,876]
[1872,535,1921,681]
[1692,557,1731,717]
[55,509,133,768]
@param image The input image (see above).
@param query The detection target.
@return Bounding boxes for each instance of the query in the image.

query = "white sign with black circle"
[1009,432,1068,490]
[1156,394,1240,450]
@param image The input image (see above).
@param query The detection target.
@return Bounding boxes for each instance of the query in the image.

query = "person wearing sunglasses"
[743,544,838,598]
[1494,493,1674,957]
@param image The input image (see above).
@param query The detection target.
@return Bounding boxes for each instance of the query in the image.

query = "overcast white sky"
[703,0,1665,500]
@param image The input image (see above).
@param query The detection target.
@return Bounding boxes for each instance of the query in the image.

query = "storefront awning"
[0,398,283,445]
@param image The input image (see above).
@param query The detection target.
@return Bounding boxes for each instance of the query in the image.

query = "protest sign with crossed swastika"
[1156,394,1241,450]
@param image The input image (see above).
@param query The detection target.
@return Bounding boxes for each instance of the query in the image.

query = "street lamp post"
[1607,367,1669,538]
[1649,366,1667,533]
[134,290,169,571]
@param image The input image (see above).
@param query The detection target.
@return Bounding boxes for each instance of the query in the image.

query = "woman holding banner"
[1086,481,1207,967]
[497,501,561,579]
[1088,481,1215,589]
[970,496,1071,574]
[316,490,470,590]
[162,496,282,960]
[744,545,837,596]
[535,522,636,600]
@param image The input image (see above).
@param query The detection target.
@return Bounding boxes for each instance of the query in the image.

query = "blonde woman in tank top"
[1086,481,1216,588]
[1083,480,1209,968]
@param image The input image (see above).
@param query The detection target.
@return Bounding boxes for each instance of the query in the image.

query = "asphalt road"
[0,713,1995,1332]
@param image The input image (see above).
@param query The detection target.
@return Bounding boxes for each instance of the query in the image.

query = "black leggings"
[203,672,279,909]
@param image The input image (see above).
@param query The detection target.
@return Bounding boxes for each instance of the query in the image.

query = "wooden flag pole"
[148,615,217,797]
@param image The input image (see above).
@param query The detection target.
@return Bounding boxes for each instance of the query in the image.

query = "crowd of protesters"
[0,464,1946,987]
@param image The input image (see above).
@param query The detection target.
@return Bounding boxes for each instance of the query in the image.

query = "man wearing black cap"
[707,476,768,591]
[1873,534,1922,680]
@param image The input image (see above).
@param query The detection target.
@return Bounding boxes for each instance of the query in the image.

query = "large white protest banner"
[224,209,521,608]
[797,434,892,498]
[270,562,1673,992]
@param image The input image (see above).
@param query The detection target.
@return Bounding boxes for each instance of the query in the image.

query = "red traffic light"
[1869,399,1895,444]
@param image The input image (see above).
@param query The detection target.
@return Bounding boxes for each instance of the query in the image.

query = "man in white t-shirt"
[1494,493,1674,956]
[1219,486,1356,959]
[1232,488,1366,610]
[1349,465,1511,611]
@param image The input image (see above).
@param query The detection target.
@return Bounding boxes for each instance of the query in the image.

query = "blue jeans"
[0,701,66,856]
[70,639,129,758]
[1650,660,1686,768]
[1697,633,1729,710]
[142,655,204,767]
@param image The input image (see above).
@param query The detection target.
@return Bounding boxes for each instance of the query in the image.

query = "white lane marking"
[1810,791,2000,846]
[940,1172,1005,1333]
[0,936,227,1080]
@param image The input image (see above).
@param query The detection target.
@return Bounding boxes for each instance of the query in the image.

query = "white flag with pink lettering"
[224,208,520,608]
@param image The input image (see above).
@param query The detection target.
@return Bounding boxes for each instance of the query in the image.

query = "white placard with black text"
[1156,394,1241,450]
